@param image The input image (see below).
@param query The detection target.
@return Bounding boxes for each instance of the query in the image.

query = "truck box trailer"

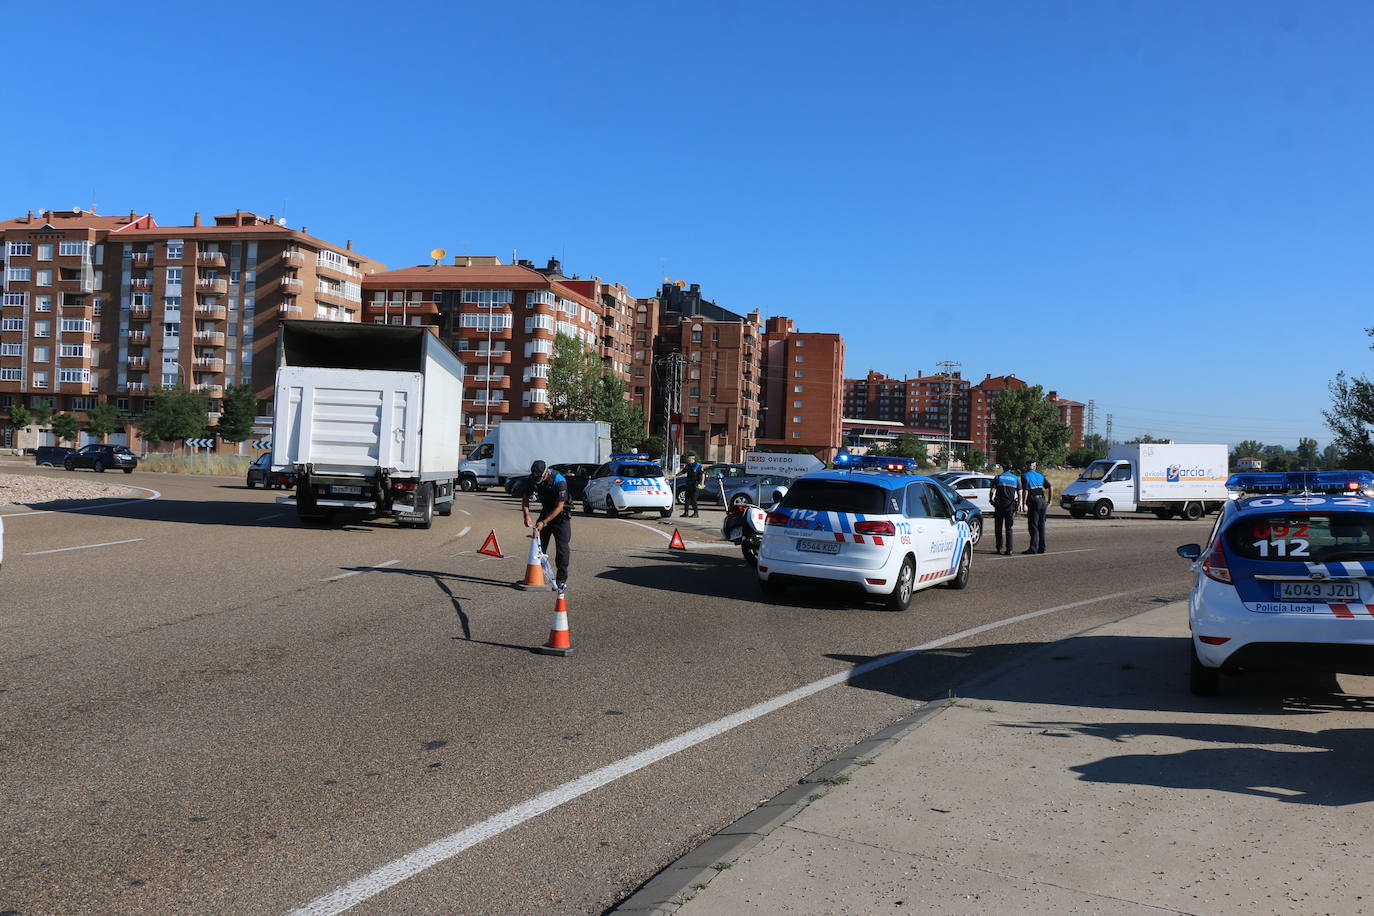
[271,320,464,527]
[1060,442,1229,520]
[458,420,611,491]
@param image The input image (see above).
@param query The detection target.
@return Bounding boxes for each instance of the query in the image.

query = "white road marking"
[24,537,144,556]
[256,513,282,522]
[456,526,472,538]
[986,548,1095,560]
[1,486,162,518]
[285,586,1149,916]
[617,518,722,550]
[322,559,399,582]
[459,509,472,517]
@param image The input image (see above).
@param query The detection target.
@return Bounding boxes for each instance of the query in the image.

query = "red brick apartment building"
[0,208,381,450]
[758,317,845,460]
[360,257,634,445]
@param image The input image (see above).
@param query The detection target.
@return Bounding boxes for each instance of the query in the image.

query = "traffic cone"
[478,530,503,558]
[669,528,687,550]
[515,532,553,591]
[535,590,574,657]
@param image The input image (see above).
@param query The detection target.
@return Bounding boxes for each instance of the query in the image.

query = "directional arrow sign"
[186,437,215,448]
[251,439,272,450]
[744,451,825,477]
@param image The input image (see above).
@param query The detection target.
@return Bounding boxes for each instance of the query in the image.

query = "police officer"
[521,460,570,591]
[1021,460,1052,555]
[679,453,704,517]
[990,463,1020,555]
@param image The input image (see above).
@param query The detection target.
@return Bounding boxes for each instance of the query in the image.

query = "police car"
[1179,470,1374,695]
[758,455,976,611]
[582,454,675,518]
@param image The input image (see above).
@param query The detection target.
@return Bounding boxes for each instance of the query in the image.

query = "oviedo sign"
[744,451,825,477]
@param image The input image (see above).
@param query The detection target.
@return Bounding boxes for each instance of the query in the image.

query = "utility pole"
[660,352,684,473]
[936,360,960,471]
[1105,413,1114,446]
[1085,399,1096,438]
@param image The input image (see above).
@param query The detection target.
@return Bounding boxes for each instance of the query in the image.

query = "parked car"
[673,463,765,507]
[933,478,984,546]
[63,444,138,474]
[246,453,297,490]
[683,473,793,509]
[34,446,74,467]
[550,463,598,501]
[932,472,995,515]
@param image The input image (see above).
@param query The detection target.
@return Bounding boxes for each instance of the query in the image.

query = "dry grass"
[1046,468,1082,492]
[137,453,253,475]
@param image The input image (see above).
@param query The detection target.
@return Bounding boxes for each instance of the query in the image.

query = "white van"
[1060,443,1228,521]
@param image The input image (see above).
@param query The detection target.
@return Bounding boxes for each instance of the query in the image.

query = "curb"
[609,698,956,914]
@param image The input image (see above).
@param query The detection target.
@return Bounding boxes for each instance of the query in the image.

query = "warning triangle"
[478,530,504,558]
[668,528,686,550]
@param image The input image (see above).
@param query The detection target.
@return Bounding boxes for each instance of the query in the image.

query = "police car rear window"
[780,479,892,515]
[1225,512,1374,563]
[617,464,661,478]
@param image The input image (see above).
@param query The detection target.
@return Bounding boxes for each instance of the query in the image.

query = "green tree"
[1125,433,1167,444]
[547,333,600,421]
[30,403,54,430]
[592,373,647,452]
[138,389,210,445]
[216,383,257,443]
[988,385,1072,469]
[966,448,987,472]
[1260,444,1291,471]
[7,403,33,442]
[85,402,123,441]
[1324,371,1374,470]
[50,412,81,446]
[641,435,667,459]
[871,435,930,466]
[1065,433,1108,467]
[1322,442,1342,469]
[1294,437,1320,470]
[1231,440,1266,468]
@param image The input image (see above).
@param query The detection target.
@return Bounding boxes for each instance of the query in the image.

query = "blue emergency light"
[837,455,920,474]
[1225,470,1374,498]
[610,453,651,460]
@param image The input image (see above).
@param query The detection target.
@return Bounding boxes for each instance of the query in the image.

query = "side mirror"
[954,508,972,523]
[1177,544,1202,560]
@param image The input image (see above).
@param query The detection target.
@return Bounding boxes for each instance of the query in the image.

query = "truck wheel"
[1153,508,1173,520]
[1180,501,1203,522]
[1190,641,1220,696]
[1092,499,1113,520]
[407,483,435,530]
[605,497,619,518]
[459,475,477,492]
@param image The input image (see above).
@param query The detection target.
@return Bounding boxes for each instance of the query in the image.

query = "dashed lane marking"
[284,586,1149,916]
[459,509,472,516]
[456,526,472,538]
[24,537,144,556]
[321,560,399,583]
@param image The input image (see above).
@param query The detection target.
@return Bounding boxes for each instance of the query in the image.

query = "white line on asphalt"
[256,513,282,522]
[321,559,399,582]
[456,526,472,538]
[24,537,144,556]
[459,509,472,516]
[1,486,162,518]
[986,548,1095,560]
[617,518,720,550]
[284,586,1149,916]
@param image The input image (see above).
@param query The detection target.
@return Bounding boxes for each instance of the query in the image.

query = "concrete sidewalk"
[620,602,1374,914]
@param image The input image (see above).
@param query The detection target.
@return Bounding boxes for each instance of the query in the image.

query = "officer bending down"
[1020,460,1052,555]
[522,460,570,591]
[990,463,1020,556]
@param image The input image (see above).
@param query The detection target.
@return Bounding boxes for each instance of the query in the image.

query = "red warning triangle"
[478,530,504,558]
[668,528,686,550]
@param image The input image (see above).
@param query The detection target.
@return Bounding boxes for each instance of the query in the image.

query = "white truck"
[272,320,464,528]
[1060,442,1228,521]
[458,420,611,492]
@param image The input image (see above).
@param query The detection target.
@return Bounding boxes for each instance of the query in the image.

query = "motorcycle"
[721,502,767,566]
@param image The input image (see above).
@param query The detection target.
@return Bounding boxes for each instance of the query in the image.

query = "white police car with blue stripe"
[583,454,675,518]
[758,455,975,611]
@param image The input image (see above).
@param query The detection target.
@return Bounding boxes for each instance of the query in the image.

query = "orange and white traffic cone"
[515,531,553,591]
[534,590,575,657]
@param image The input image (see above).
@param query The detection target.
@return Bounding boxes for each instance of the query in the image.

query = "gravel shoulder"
[0,473,135,508]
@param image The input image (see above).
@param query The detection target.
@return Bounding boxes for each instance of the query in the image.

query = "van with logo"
[1061,442,1228,521]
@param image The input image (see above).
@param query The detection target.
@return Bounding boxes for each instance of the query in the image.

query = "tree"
[987,385,1072,469]
[85,402,122,441]
[592,371,647,452]
[1294,437,1320,470]
[1065,433,1108,468]
[7,403,32,442]
[1322,442,1342,469]
[1125,433,1167,444]
[216,383,257,443]
[547,333,600,421]
[50,412,81,446]
[138,389,210,445]
[1231,440,1266,467]
[30,403,54,430]
[641,435,667,459]
[1324,371,1374,470]
[871,435,930,466]
[966,448,987,472]
[1260,444,1291,471]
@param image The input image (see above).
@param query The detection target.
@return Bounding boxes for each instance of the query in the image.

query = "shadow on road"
[356,564,538,655]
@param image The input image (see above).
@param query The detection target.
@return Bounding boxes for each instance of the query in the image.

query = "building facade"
[758,316,845,460]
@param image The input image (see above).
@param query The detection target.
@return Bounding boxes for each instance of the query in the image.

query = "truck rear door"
[274,367,423,476]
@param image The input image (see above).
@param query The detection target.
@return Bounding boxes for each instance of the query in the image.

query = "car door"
[1105,463,1136,511]
[73,446,94,468]
[585,463,612,504]
[958,477,994,514]
[907,482,960,581]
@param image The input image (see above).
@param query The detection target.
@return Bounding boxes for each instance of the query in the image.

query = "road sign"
[251,439,272,450]
[186,437,215,448]
[744,451,825,477]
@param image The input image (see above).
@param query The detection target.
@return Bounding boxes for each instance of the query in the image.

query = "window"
[0,318,22,331]
[795,354,804,363]
[795,339,805,347]
[461,289,513,308]
[459,312,513,331]
[525,339,553,357]
[792,416,802,423]
[71,396,95,410]
[794,370,803,378]
[60,344,87,358]
[1,292,25,306]
[59,241,87,257]
[524,314,554,332]
[166,267,182,284]
[60,319,90,333]
[7,267,31,282]
[163,323,180,337]
[164,296,181,311]
[7,242,31,257]
[161,373,177,388]
[36,244,52,260]
[230,270,240,284]
[59,368,89,384]
[793,400,803,408]
[0,343,20,356]
[32,346,49,362]
[689,406,699,416]
[116,398,129,411]
[0,368,19,381]
[166,241,183,260]
[526,290,555,307]
[792,431,802,439]
[794,385,803,393]
[782,479,892,515]
[32,370,48,388]
[33,320,49,337]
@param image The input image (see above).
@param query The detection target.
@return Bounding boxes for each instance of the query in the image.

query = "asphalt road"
[0,463,1207,915]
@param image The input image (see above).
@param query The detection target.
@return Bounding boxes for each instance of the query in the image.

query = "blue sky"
[7,0,1372,447]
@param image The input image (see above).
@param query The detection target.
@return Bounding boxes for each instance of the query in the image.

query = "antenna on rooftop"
[430,248,447,266]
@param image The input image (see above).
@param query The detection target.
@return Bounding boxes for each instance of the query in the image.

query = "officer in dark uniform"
[680,453,704,517]
[990,463,1021,556]
[1020,460,1052,555]
[521,460,570,591]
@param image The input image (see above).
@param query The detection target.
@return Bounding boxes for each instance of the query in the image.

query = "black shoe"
[1022,549,1036,555]
[1037,549,1045,554]
[1001,550,1011,556]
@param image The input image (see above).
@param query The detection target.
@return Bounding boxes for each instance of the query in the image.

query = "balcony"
[194,304,227,319]
[282,250,304,264]
[364,300,440,317]
[464,375,511,390]
[314,287,361,308]
[191,384,225,397]
[127,330,150,343]
[130,277,153,290]
[465,399,510,415]
[195,278,228,294]
[196,252,227,267]
[124,381,148,393]
[194,331,226,345]
[129,303,152,318]
[458,348,512,365]
[279,276,303,291]
[127,356,149,370]
[316,257,362,279]
[130,252,154,267]
[193,357,225,370]
[280,304,304,315]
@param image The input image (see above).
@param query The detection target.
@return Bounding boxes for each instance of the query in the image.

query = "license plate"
[797,539,840,555]
[331,485,363,495]
[1274,582,1359,602]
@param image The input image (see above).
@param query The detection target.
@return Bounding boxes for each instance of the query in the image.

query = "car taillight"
[1202,540,1232,584]
[766,511,788,526]
[393,481,417,491]
[854,520,896,536]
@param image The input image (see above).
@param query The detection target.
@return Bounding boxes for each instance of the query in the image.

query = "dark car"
[934,479,984,547]
[550,463,598,501]
[34,446,74,467]
[64,444,138,474]
[247,453,296,490]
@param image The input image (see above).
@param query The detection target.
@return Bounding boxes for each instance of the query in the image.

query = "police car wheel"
[605,497,619,518]
[658,508,672,518]
[968,516,983,546]
[944,547,971,590]
[1189,642,1220,696]
[885,558,916,611]
[1092,499,1112,520]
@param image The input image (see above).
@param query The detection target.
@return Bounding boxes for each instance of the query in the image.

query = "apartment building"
[360,257,613,444]
[0,208,381,449]
[968,374,1085,460]
[758,316,845,460]
[642,282,762,463]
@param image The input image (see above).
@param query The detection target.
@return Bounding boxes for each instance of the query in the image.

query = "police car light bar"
[1225,470,1374,498]
[610,453,651,460]
[835,455,920,473]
